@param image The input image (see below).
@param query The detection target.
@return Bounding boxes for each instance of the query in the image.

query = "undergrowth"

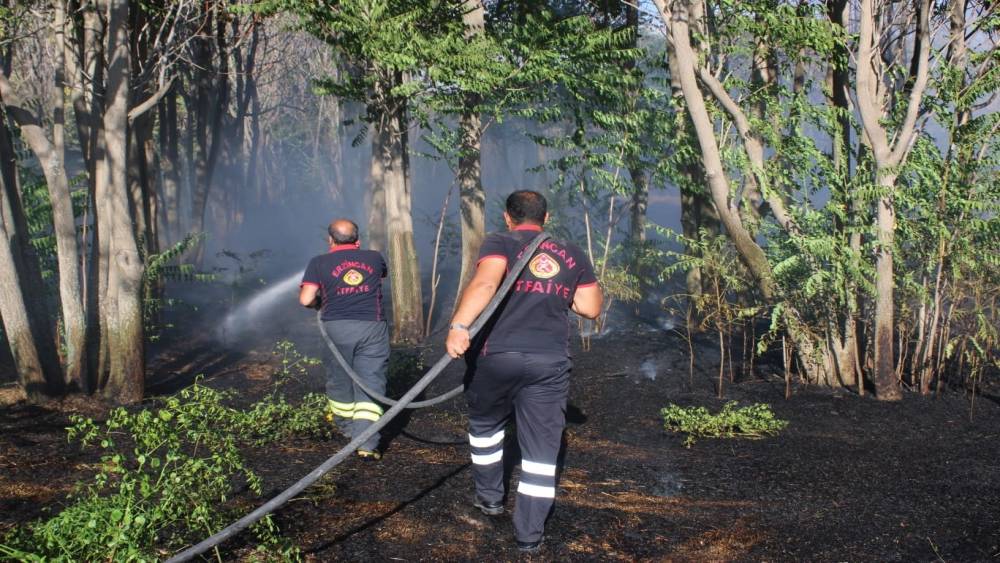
[661,402,788,447]
[0,363,330,561]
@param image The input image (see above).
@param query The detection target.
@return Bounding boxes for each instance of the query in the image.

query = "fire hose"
[165,232,550,562]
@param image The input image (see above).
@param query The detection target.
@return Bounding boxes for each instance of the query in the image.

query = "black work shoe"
[472,496,504,516]
[516,537,543,553]
[356,449,382,461]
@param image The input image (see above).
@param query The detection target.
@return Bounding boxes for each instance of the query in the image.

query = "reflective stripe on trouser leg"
[466,354,520,505]
[324,319,390,452]
[512,354,571,544]
[345,321,390,452]
[324,322,359,439]
[469,429,504,466]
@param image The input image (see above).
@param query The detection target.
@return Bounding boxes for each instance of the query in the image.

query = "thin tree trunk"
[367,111,387,252]
[426,183,454,337]
[158,88,182,246]
[624,2,648,244]
[629,167,648,242]
[190,4,228,264]
[456,0,487,305]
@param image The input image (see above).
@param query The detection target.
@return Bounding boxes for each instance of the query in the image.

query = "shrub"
[0,381,328,561]
[661,401,788,447]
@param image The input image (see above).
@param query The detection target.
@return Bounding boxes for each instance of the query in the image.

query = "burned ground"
[1,292,999,562]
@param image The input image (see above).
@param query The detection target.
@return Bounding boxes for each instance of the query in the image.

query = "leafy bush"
[661,402,788,447]
[0,381,329,561]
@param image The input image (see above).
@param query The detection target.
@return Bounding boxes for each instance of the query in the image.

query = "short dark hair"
[328,220,359,244]
[505,190,547,225]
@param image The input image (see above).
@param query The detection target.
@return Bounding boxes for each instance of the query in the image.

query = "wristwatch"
[450,323,469,332]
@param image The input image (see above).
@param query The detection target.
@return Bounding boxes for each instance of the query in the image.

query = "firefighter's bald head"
[328,219,359,245]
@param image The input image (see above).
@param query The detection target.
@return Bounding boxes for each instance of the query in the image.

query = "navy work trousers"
[322,319,390,452]
[465,351,571,543]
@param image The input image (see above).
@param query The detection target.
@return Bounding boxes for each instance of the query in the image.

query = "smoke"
[640,357,657,381]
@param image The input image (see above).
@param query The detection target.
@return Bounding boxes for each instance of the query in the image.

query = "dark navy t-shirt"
[473,226,597,357]
[301,245,387,322]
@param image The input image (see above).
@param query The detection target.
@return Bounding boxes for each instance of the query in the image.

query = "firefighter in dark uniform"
[447,191,603,552]
[299,219,389,460]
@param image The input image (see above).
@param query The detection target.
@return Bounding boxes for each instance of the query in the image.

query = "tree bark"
[666,33,714,299]
[100,0,144,403]
[624,1,648,244]
[0,206,49,399]
[367,108,387,252]
[455,0,487,302]
[158,88,182,246]
[0,101,61,388]
[379,97,424,344]
[0,117,54,398]
[827,0,861,390]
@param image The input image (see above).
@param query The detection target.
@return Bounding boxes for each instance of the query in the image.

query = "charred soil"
[1,296,999,562]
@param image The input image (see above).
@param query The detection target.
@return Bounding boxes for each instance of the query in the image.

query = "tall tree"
[854,0,930,400]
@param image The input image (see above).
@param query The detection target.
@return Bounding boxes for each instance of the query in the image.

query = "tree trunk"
[158,88,182,246]
[0,105,61,388]
[190,4,228,264]
[367,111,387,252]
[0,126,53,399]
[629,167,648,243]
[380,99,424,344]
[623,1,648,244]
[871,174,899,399]
[0,211,49,399]
[457,104,485,299]
[454,1,487,301]
[100,0,144,404]
[666,34,713,299]
[827,0,860,390]
[855,0,930,400]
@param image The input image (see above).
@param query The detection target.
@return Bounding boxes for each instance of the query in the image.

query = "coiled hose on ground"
[165,232,550,562]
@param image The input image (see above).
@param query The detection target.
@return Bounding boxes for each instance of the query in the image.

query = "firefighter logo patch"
[342,269,364,286]
[528,253,560,279]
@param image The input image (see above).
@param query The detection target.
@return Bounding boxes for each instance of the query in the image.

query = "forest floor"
[1,285,999,562]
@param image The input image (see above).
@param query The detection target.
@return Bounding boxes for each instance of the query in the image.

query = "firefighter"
[299,219,389,460]
[446,191,603,553]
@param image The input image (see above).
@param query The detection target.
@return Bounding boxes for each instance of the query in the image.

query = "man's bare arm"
[446,258,507,358]
[299,284,320,308]
[571,284,603,319]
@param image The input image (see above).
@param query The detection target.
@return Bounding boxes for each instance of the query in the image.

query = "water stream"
[220,270,304,339]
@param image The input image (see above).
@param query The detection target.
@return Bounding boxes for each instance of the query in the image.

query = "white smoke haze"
[640,358,658,381]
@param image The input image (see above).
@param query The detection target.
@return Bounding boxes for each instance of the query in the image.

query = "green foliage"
[273,339,322,383]
[143,233,211,340]
[661,402,788,447]
[0,375,328,560]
